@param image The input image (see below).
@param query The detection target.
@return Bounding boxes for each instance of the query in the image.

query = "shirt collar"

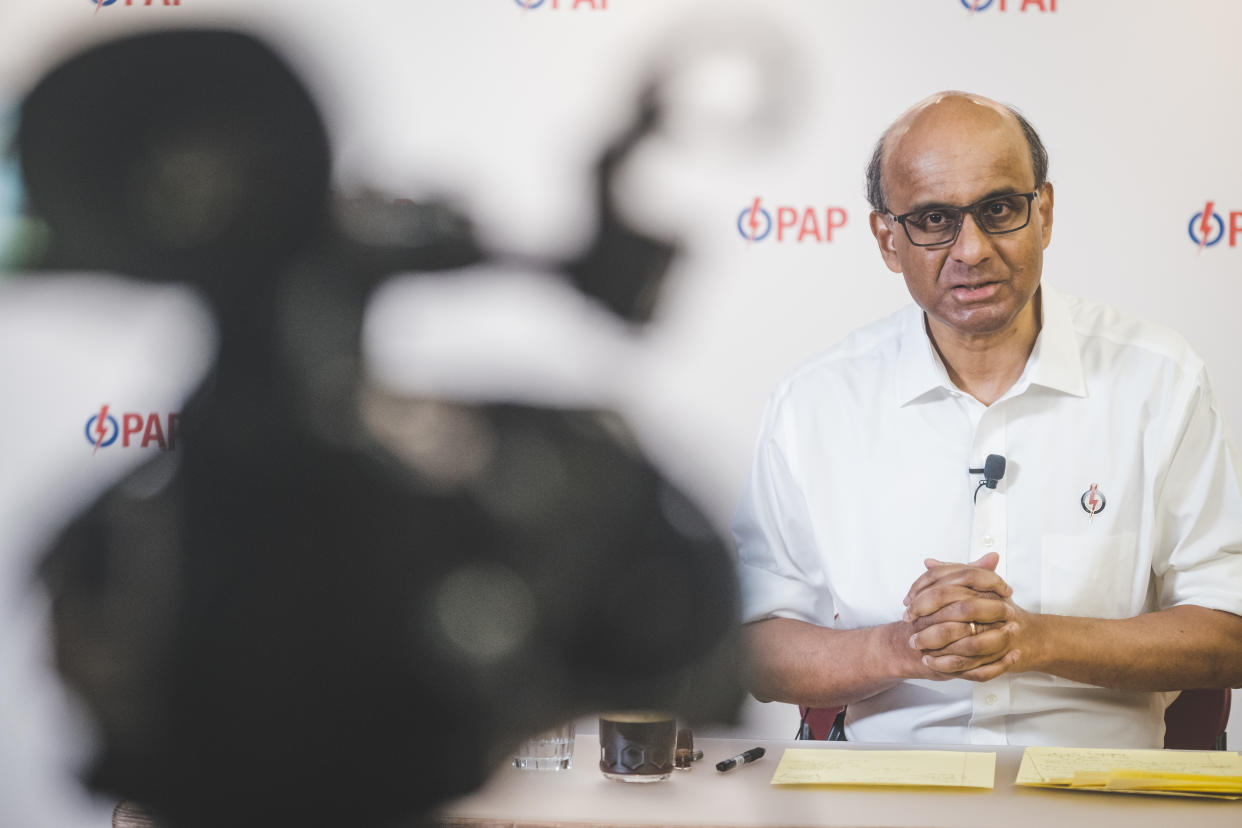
[1024,284,1087,398]
[894,283,1086,407]
[894,303,954,406]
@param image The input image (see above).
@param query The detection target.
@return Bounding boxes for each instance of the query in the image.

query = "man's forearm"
[1021,605,1242,691]
[742,617,923,708]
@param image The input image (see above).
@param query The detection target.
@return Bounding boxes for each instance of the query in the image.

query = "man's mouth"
[950,281,1002,301]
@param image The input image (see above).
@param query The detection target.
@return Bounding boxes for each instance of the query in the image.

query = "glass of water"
[513,721,575,770]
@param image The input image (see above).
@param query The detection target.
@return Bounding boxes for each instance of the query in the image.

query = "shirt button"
[982,536,995,548]
[985,693,998,706]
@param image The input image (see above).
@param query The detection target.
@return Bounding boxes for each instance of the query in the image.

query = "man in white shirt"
[732,91,1242,747]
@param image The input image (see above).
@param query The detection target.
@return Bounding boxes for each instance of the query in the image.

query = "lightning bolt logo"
[92,403,111,454]
[1080,484,1107,523]
[747,197,763,243]
[737,199,772,243]
[1198,200,1216,253]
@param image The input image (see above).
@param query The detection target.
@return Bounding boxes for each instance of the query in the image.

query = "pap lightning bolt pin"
[1080,484,1106,525]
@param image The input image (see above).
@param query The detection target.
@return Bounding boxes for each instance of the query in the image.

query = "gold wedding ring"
[969,621,978,636]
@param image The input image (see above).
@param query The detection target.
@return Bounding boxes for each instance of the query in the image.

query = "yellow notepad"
[771,748,995,789]
[1016,746,1242,799]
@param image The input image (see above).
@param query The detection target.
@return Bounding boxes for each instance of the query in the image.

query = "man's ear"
[869,210,903,274]
[1038,181,1054,250]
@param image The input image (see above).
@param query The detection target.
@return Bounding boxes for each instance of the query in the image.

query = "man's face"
[869,99,1053,341]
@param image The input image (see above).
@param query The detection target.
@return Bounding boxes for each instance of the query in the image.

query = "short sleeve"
[1153,370,1242,616]
[731,392,835,626]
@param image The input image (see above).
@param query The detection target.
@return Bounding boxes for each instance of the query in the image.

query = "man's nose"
[950,213,992,265]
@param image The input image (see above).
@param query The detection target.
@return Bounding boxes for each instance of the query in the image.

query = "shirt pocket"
[1039,532,1139,619]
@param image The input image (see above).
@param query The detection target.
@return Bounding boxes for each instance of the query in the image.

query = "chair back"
[799,706,845,741]
[1164,688,1231,750]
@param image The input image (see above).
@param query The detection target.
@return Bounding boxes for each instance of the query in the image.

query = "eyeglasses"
[887,191,1038,247]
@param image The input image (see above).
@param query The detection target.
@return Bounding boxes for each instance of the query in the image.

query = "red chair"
[801,688,1231,749]
[1164,688,1231,750]
[798,705,845,741]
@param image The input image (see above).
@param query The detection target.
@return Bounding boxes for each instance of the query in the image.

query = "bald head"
[865,92,1048,213]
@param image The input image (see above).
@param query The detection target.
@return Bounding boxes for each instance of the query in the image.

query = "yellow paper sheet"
[770,748,995,789]
[1103,770,1242,793]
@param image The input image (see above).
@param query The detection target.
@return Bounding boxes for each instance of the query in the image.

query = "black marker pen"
[716,746,765,772]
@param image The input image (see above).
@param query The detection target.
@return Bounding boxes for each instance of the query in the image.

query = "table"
[436,735,1242,828]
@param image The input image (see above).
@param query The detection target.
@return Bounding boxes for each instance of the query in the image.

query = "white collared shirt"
[733,285,1242,747]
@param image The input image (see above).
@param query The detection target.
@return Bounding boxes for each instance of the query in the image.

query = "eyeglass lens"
[903,194,1031,245]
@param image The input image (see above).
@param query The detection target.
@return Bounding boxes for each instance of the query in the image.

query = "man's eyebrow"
[900,187,1025,215]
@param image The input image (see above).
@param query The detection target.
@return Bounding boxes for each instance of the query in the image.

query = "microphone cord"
[973,479,988,503]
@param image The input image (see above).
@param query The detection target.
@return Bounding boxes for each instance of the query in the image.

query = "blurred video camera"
[20,29,740,828]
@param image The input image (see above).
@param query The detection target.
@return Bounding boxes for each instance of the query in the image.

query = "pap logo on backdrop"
[513,0,608,10]
[85,404,181,454]
[738,198,848,244]
[959,0,1057,11]
[91,0,183,9]
[1188,201,1242,250]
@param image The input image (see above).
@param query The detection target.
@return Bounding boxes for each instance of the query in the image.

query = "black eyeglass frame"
[886,190,1040,247]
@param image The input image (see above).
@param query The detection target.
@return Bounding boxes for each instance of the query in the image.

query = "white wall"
[1,1,1240,823]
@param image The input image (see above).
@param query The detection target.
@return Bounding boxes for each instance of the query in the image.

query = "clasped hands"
[900,551,1028,682]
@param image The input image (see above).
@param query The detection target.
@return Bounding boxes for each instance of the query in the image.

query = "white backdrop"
[1,2,1240,825]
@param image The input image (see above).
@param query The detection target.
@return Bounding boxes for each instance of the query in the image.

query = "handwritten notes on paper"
[1016,746,1242,799]
[770,749,996,789]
